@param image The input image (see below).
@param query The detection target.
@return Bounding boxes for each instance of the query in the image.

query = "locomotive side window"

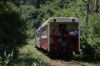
[42,28,44,36]
[41,25,47,36]
[44,27,46,35]
[36,33,39,38]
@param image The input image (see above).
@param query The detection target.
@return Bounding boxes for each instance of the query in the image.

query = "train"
[34,17,80,58]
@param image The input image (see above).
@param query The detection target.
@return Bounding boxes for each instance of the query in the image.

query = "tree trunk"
[86,0,89,28]
[94,0,99,12]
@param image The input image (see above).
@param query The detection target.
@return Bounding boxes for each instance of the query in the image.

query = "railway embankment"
[16,40,100,66]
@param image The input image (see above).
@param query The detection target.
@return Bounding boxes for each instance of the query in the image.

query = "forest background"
[0,0,100,66]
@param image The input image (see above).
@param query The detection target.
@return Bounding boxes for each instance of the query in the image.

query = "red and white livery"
[35,17,80,57]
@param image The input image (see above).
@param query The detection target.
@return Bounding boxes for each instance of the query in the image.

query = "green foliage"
[18,0,100,62]
[80,24,100,61]
[14,45,49,66]
[19,5,40,39]
[0,0,27,65]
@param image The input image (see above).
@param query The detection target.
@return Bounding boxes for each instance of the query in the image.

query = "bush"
[80,26,100,61]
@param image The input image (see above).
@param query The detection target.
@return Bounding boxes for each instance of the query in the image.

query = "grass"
[85,62,100,66]
[16,40,68,66]
[17,39,100,66]
[73,52,100,66]
[1,39,100,66]
[16,44,50,66]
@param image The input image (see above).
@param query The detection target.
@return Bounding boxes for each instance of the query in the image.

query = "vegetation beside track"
[17,44,49,66]
[12,40,100,66]
[17,40,68,66]
[0,0,100,65]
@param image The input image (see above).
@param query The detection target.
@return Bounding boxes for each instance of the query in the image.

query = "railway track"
[65,60,86,66]
[36,47,86,66]
[46,60,86,66]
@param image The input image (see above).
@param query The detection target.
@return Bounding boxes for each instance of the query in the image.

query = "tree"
[0,1,27,65]
[86,0,89,27]
[35,0,41,8]
[94,0,99,12]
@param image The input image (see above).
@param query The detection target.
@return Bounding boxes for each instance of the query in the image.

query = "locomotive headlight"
[62,42,66,46]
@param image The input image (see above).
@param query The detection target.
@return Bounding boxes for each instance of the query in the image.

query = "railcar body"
[35,17,80,56]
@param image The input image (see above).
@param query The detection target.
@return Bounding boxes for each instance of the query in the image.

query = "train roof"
[49,17,80,23]
[41,17,80,28]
